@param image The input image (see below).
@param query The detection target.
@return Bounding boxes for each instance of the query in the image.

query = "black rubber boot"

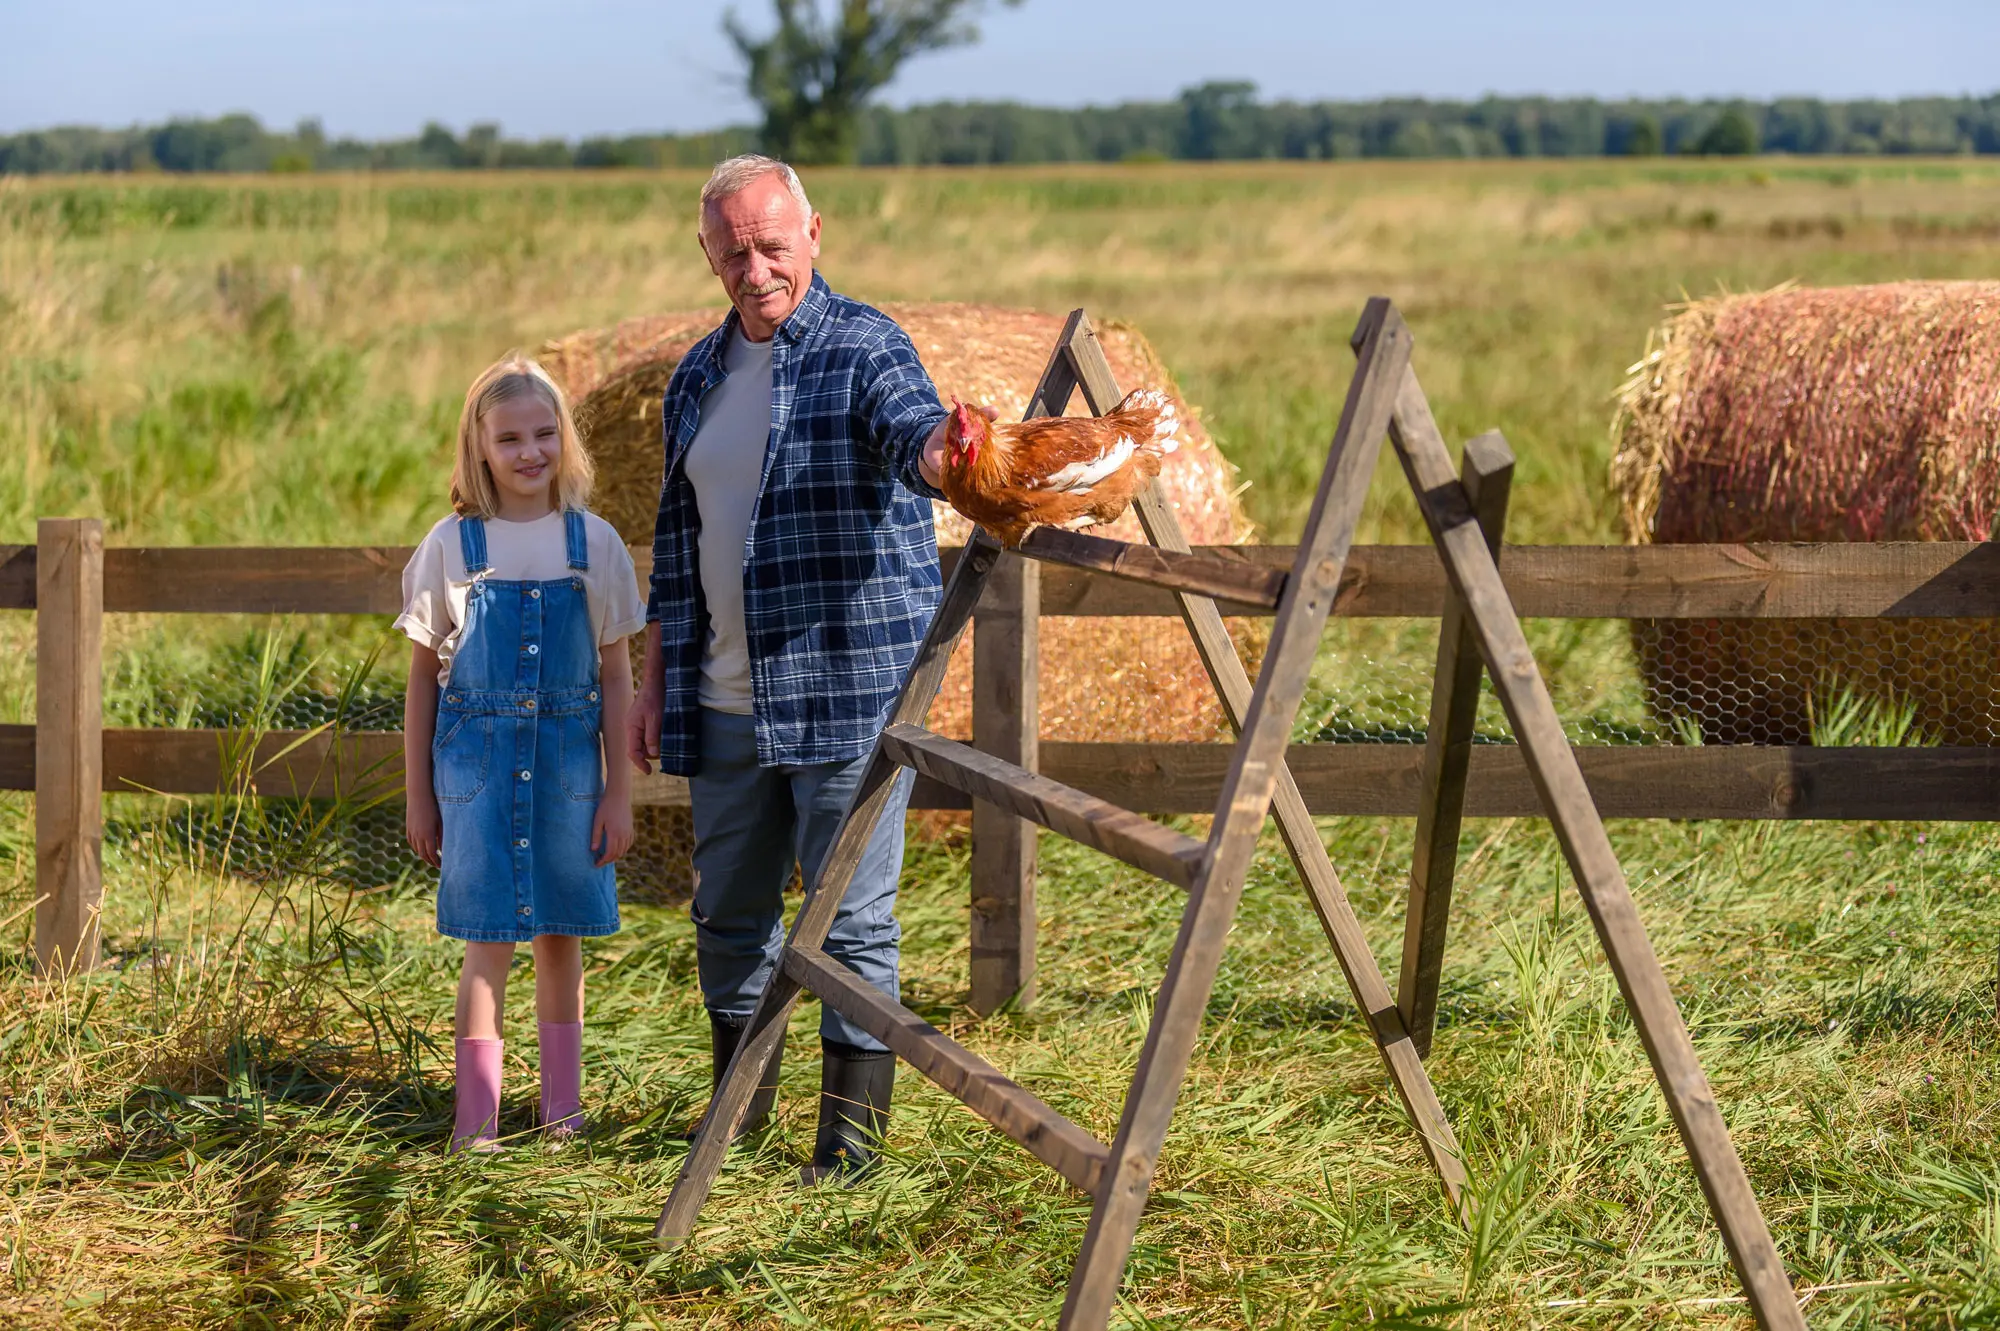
[799,1040,895,1185]
[709,1012,782,1138]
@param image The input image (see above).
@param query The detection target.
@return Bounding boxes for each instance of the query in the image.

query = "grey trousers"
[686,708,910,1052]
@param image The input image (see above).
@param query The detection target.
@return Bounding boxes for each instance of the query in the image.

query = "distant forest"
[5,85,1998,174]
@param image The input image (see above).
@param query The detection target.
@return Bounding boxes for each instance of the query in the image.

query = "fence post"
[1399,432,1513,1057]
[35,517,104,976]
[969,552,1039,1014]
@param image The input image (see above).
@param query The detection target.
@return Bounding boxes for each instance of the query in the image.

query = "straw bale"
[1610,281,2000,744]
[543,303,1254,895]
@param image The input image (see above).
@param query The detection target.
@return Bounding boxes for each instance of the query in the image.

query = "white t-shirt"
[683,327,775,715]
[394,509,647,685]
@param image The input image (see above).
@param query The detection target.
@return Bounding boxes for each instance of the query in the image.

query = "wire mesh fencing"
[1293,616,1999,749]
[98,629,700,901]
[101,608,1995,901]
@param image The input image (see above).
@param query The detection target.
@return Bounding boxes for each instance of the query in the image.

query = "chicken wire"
[1293,616,1659,749]
[1292,615,2000,749]
[104,642,697,903]
[110,612,1991,896]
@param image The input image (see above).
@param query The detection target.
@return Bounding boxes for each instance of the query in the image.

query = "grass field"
[3,159,2000,1327]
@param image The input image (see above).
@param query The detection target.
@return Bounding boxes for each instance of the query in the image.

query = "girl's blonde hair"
[450,354,595,517]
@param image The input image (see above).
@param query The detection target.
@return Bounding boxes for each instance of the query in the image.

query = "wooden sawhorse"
[655,299,1805,1331]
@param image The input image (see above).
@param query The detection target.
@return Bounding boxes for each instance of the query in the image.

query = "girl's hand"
[591,798,634,867]
[407,791,442,867]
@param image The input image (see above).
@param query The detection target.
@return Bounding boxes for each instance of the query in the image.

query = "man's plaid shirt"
[645,273,948,774]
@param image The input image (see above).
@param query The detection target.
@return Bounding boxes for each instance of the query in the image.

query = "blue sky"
[3,0,1995,138]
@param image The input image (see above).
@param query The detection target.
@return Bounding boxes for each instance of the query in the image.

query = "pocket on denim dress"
[558,711,604,802]
[433,713,492,803]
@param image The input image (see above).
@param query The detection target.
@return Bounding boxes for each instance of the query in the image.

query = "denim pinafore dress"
[433,510,619,942]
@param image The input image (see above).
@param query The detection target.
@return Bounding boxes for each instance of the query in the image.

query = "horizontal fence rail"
[10,529,2000,972]
[6,540,2000,618]
[4,725,1997,822]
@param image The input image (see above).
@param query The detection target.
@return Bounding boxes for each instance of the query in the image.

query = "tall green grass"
[6,805,1996,1325]
[8,159,2000,545]
[5,161,2000,1326]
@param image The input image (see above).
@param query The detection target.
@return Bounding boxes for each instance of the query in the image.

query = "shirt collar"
[701,271,828,376]
[774,271,831,347]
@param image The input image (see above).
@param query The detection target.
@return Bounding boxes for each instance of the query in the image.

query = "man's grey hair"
[699,154,814,228]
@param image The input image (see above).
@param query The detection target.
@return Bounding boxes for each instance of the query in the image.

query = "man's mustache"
[739,279,788,298]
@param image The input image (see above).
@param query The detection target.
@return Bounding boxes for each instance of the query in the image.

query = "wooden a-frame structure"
[654,300,1807,1331]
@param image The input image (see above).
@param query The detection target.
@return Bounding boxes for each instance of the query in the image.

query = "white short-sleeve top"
[394,510,646,685]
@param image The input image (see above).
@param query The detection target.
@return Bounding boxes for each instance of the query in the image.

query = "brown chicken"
[938,389,1182,547]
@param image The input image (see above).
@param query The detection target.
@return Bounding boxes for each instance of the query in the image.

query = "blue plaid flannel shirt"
[646,273,948,773]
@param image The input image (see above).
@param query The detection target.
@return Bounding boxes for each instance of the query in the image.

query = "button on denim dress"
[433,511,619,941]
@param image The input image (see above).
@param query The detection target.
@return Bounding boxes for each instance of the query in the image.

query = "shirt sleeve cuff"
[900,407,949,500]
[599,613,647,646]
[392,612,448,652]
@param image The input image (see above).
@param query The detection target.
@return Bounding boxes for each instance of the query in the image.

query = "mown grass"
[4,159,2000,1326]
[6,788,1997,1327]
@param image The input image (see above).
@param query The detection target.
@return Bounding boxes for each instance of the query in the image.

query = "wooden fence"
[8,519,2000,975]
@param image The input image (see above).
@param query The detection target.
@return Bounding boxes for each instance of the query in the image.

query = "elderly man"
[628,154,975,1183]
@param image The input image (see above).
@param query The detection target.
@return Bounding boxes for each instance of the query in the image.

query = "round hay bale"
[1610,280,2000,745]
[544,303,1252,897]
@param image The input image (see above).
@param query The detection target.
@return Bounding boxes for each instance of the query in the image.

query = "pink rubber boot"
[538,1021,585,1136]
[452,1037,504,1153]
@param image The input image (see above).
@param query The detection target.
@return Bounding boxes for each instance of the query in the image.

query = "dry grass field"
[2,159,1999,1327]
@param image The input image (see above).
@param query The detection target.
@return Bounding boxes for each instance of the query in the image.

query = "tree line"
[5,88,1997,175]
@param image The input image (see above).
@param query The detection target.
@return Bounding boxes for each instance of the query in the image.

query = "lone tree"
[726,0,1019,165]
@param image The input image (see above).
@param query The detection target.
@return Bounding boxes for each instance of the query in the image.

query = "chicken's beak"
[949,400,979,462]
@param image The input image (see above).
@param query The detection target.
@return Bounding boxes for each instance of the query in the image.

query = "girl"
[396,354,644,1152]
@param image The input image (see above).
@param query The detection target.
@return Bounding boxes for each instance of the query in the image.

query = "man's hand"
[626,625,664,775]
[919,403,995,488]
[627,683,661,775]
